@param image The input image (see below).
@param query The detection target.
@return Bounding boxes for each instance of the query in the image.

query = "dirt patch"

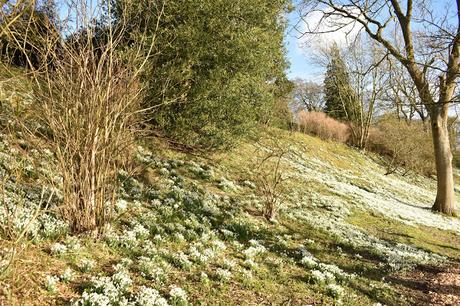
[389,263,460,305]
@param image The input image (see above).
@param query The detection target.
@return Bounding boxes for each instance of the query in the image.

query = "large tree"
[300,0,459,214]
[115,0,291,150]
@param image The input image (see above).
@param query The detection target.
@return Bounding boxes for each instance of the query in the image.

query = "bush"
[116,0,290,150]
[297,111,349,143]
[368,115,435,176]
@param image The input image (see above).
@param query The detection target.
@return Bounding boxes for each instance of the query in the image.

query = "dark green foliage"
[323,44,360,123]
[116,0,290,150]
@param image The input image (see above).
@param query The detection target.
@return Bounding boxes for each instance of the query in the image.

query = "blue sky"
[284,10,319,81]
[284,0,454,82]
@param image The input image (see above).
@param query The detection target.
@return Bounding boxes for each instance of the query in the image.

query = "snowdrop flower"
[78,292,111,306]
[216,268,232,282]
[221,259,236,270]
[211,240,226,251]
[115,199,128,212]
[111,270,132,291]
[169,286,188,305]
[173,232,185,242]
[135,286,169,306]
[300,256,317,269]
[50,243,67,255]
[243,245,266,259]
[60,268,74,283]
[326,284,345,299]
[65,237,82,252]
[44,275,59,293]
[78,258,96,272]
[243,258,258,270]
[310,270,326,285]
[138,257,167,283]
[200,272,210,284]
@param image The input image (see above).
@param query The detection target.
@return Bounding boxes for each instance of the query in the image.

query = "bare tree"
[345,37,387,149]
[299,0,460,214]
[384,57,428,123]
[292,78,325,112]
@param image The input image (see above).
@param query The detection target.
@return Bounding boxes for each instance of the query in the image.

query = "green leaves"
[117,0,290,150]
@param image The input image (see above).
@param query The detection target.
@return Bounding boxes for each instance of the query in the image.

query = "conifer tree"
[323,44,360,123]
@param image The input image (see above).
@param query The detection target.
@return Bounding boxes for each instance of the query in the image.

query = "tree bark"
[431,112,456,215]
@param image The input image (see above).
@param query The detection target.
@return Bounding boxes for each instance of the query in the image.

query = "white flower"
[326,284,345,299]
[243,258,258,270]
[44,275,59,293]
[78,258,96,272]
[111,270,132,291]
[216,268,232,282]
[138,257,167,283]
[173,233,185,242]
[115,199,128,212]
[78,292,111,306]
[135,286,169,306]
[66,237,82,252]
[169,286,188,305]
[221,259,236,270]
[171,252,192,270]
[200,272,209,284]
[60,268,74,283]
[211,240,226,251]
[310,270,326,284]
[50,243,67,255]
[300,256,317,269]
[243,245,266,259]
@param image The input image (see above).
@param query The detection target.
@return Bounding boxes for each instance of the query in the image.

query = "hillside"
[0,122,459,305]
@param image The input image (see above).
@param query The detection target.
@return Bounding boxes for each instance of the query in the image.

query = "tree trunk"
[431,113,457,215]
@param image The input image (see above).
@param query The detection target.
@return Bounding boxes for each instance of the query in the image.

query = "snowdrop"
[326,284,345,299]
[300,256,317,269]
[115,199,128,212]
[50,243,67,255]
[200,272,210,284]
[78,258,96,272]
[60,268,74,283]
[216,268,232,282]
[138,257,167,283]
[44,275,59,293]
[243,258,258,270]
[169,286,188,306]
[310,270,326,285]
[135,286,169,306]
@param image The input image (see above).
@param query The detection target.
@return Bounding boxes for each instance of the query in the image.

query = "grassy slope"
[0,94,459,305]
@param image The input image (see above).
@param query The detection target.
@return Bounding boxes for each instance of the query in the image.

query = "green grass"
[348,210,460,261]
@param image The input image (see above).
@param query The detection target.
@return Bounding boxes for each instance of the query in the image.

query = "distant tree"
[292,78,324,112]
[323,43,360,123]
[346,38,387,149]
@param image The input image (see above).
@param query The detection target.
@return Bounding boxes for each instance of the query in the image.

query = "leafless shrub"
[297,111,349,143]
[254,139,290,222]
[2,0,164,235]
[368,116,435,176]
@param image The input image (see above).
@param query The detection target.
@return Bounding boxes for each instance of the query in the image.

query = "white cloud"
[297,8,363,54]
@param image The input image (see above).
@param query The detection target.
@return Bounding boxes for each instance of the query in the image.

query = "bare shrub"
[3,1,164,235]
[297,111,349,143]
[368,115,435,176]
[253,137,290,222]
